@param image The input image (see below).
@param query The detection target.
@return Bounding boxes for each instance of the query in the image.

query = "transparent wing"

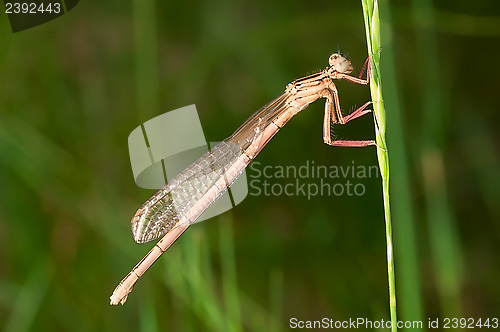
[131,93,291,244]
[131,140,245,243]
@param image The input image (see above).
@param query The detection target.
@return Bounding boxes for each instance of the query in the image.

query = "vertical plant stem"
[379,1,424,327]
[361,1,398,331]
[219,214,244,332]
[410,0,463,317]
[133,0,160,121]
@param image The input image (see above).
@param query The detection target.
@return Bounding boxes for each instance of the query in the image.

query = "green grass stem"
[410,0,464,317]
[378,1,425,328]
[361,1,398,330]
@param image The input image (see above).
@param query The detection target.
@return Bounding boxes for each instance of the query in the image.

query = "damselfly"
[110,53,375,305]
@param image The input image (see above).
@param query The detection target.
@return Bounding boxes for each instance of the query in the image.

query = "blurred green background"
[1,0,499,331]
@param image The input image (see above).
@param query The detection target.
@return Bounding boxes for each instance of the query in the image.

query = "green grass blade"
[379,1,425,328]
[4,256,52,332]
[219,214,244,332]
[361,1,398,330]
[410,0,464,317]
[133,0,160,121]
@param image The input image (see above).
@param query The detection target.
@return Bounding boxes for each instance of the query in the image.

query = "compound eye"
[328,53,341,66]
[336,59,351,73]
[328,53,352,73]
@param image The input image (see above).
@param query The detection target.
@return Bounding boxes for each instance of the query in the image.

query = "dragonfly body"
[110,53,375,305]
